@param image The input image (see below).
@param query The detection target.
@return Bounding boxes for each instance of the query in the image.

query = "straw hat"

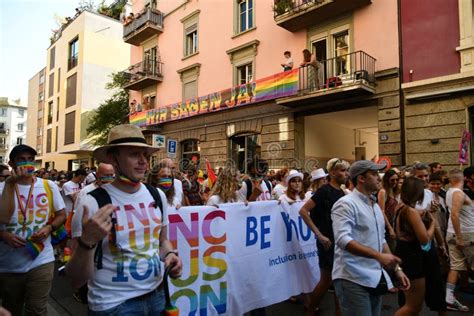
[311,168,328,181]
[93,124,159,163]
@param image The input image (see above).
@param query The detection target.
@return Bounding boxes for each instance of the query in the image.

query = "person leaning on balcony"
[301,49,318,90]
[281,51,294,71]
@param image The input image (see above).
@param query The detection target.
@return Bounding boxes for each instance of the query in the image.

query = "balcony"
[123,59,163,91]
[123,8,164,46]
[0,128,8,135]
[274,0,371,32]
[278,51,376,106]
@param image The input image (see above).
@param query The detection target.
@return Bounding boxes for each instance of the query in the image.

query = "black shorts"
[316,241,334,270]
[395,239,424,280]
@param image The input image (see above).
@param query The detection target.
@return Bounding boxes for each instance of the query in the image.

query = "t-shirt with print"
[182,179,203,206]
[238,180,273,201]
[310,183,345,241]
[0,178,65,273]
[62,180,82,213]
[72,183,168,312]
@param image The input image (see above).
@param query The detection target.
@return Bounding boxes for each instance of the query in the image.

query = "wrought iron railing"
[123,59,163,86]
[123,8,164,38]
[298,50,375,93]
[273,0,329,18]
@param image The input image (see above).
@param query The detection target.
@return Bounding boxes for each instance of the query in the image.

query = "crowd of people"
[0,124,474,316]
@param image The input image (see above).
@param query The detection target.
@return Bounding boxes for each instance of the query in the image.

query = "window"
[177,63,200,102]
[145,0,157,9]
[39,71,45,84]
[181,139,200,170]
[237,63,253,85]
[47,101,53,124]
[68,37,79,70]
[238,0,254,33]
[183,80,197,101]
[0,123,5,131]
[334,30,349,75]
[17,124,24,131]
[0,157,3,163]
[48,73,54,97]
[0,108,7,117]
[56,97,60,121]
[230,133,261,173]
[55,126,58,152]
[181,11,199,58]
[64,111,75,145]
[50,47,55,70]
[46,129,52,153]
[66,73,77,107]
[185,25,198,56]
[143,94,156,110]
[57,68,61,92]
[18,109,24,117]
[16,137,23,145]
[39,91,44,101]
[37,128,42,136]
[0,137,5,145]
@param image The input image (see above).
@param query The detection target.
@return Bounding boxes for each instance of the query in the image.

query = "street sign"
[377,156,392,171]
[167,139,177,157]
[152,134,166,148]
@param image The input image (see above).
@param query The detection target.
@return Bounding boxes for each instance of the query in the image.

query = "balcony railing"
[123,59,163,90]
[298,50,375,94]
[68,55,78,70]
[274,0,371,32]
[123,8,164,46]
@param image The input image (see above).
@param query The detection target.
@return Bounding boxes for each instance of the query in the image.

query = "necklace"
[14,178,35,232]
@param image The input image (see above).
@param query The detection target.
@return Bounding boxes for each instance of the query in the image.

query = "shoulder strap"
[87,187,112,270]
[43,179,55,218]
[144,183,163,215]
[244,179,253,201]
[87,187,112,208]
[263,179,272,192]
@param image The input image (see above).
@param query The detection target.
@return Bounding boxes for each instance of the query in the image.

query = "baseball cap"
[9,144,37,161]
[349,160,386,179]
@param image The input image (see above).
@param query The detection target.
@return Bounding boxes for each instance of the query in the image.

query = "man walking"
[331,160,410,316]
[0,144,66,315]
[66,124,182,314]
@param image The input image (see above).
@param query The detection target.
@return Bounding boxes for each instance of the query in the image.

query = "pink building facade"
[124,0,402,171]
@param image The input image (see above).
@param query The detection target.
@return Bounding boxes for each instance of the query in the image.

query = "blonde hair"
[209,166,239,203]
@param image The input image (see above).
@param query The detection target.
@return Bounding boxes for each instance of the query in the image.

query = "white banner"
[167,201,320,315]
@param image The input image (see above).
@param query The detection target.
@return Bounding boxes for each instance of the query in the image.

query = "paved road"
[49,261,474,315]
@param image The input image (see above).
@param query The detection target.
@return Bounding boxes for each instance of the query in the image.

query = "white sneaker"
[447,297,469,312]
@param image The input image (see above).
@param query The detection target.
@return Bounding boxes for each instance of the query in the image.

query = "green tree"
[87,72,129,145]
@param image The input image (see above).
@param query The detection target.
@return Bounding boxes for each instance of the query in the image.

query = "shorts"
[446,232,474,271]
[316,240,334,271]
[395,239,424,280]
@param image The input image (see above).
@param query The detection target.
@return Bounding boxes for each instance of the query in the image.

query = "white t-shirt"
[446,188,474,234]
[0,178,65,273]
[272,183,287,200]
[278,193,306,204]
[206,193,244,206]
[62,180,82,213]
[415,189,433,212]
[173,179,183,207]
[73,183,168,312]
[305,190,313,200]
[238,180,273,201]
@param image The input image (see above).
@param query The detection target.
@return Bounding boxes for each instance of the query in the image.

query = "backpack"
[88,183,163,269]
[244,178,272,201]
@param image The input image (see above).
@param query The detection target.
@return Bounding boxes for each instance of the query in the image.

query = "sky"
[0,0,110,105]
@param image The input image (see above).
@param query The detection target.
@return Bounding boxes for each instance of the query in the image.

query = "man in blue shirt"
[331,160,410,316]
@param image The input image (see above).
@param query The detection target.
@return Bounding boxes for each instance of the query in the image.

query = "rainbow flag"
[25,239,45,259]
[129,111,147,127]
[51,225,68,245]
[205,159,217,190]
[255,69,299,101]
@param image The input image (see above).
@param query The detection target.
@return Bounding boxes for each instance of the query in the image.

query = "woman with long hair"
[207,166,243,206]
[305,168,328,200]
[279,170,306,204]
[395,177,436,315]
[378,169,400,248]
[272,167,289,200]
[147,163,179,208]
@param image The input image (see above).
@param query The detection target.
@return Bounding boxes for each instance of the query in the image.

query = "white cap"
[311,168,328,181]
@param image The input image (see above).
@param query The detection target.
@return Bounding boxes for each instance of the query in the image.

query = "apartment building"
[0,97,27,164]
[26,68,46,158]
[33,8,130,171]
[400,0,474,168]
[126,0,401,172]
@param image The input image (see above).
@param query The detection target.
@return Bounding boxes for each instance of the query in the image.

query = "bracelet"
[77,237,96,250]
[394,264,402,272]
[50,223,58,231]
[161,250,178,262]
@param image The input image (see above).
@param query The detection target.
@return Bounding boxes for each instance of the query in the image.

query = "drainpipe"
[397,0,407,165]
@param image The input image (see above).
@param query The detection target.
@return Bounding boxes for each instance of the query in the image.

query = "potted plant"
[273,0,294,15]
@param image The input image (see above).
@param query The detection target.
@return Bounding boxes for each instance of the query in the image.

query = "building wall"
[0,98,27,164]
[27,70,41,149]
[401,0,460,83]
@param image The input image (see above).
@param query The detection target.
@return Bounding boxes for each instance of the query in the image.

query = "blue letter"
[246,217,258,246]
[261,215,271,249]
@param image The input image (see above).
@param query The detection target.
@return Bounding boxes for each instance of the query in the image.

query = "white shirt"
[415,189,433,212]
[272,183,287,200]
[73,183,168,311]
[173,179,183,207]
[0,179,65,273]
[62,180,82,213]
[446,188,474,234]
[206,193,244,206]
[239,180,273,201]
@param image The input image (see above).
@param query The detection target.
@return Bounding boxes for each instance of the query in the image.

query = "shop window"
[229,133,260,173]
[181,139,200,170]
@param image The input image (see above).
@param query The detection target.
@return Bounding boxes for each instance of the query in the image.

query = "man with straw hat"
[66,124,182,314]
